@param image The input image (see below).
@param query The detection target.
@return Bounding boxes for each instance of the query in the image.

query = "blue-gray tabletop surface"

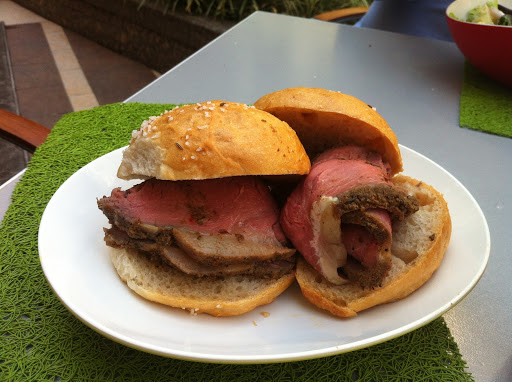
[127,11,511,382]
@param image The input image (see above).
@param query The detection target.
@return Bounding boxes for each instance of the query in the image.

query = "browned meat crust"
[98,200,176,246]
[172,228,296,266]
[105,226,296,278]
[341,256,392,290]
[336,183,419,221]
[341,211,390,243]
[336,184,418,288]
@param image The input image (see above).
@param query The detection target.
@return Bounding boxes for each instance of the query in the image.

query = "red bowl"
[446,0,512,87]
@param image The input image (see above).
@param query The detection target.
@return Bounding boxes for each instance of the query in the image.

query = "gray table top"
[126,12,512,381]
[2,10,509,381]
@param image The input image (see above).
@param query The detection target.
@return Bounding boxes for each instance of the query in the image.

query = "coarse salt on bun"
[295,175,451,317]
[117,101,311,181]
[254,87,402,175]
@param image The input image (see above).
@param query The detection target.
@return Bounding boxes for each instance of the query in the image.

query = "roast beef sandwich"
[254,87,451,317]
[97,101,311,316]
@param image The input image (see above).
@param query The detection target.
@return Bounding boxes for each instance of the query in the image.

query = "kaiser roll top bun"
[254,87,403,175]
[117,101,311,181]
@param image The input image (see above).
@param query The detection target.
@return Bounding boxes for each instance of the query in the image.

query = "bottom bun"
[110,247,295,317]
[296,175,452,318]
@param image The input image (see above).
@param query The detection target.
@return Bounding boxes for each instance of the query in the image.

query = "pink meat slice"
[341,209,392,268]
[99,176,287,246]
[281,146,397,285]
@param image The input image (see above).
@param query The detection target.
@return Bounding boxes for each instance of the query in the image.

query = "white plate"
[38,145,490,363]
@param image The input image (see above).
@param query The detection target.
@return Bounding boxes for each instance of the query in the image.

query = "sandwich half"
[255,87,451,317]
[98,101,311,316]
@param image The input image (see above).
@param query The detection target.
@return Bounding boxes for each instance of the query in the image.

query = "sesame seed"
[220,108,226,112]
[206,101,211,105]
[149,116,157,121]
[180,109,184,113]
[182,157,186,161]
[185,141,190,146]
[197,125,207,130]
[196,103,201,106]
[208,106,215,110]
[205,112,210,118]
[185,135,189,139]
[191,155,196,159]
[196,147,203,152]
[216,304,222,308]
[168,116,174,121]
[187,128,192,131]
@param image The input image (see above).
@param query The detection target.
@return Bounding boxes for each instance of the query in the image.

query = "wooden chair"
[314,6,369,24]
[0,109,51,153]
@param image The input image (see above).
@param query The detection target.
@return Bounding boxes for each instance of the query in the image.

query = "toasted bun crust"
[254,87,402,175]
[295,175,451,317]
[110,247,296,317]
[117,101,311,180]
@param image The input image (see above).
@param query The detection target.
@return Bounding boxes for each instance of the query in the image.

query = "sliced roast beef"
[281,146,419,287]
[340,209,392,288]
[337,184,418,221]
[172,227,295,265]
[341,209,392,247]
[105,226,295,278]
[98,177,288,246]
[98,176,295,278]
[159,247,295,278]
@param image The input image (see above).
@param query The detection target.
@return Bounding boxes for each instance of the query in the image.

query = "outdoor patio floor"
[0,0,159,185]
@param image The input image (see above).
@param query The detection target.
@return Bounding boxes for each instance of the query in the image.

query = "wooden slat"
[0,109,51,153]
[314,7,369,22]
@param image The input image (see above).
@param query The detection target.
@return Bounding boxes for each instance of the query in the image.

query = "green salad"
[451,1,512,25]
